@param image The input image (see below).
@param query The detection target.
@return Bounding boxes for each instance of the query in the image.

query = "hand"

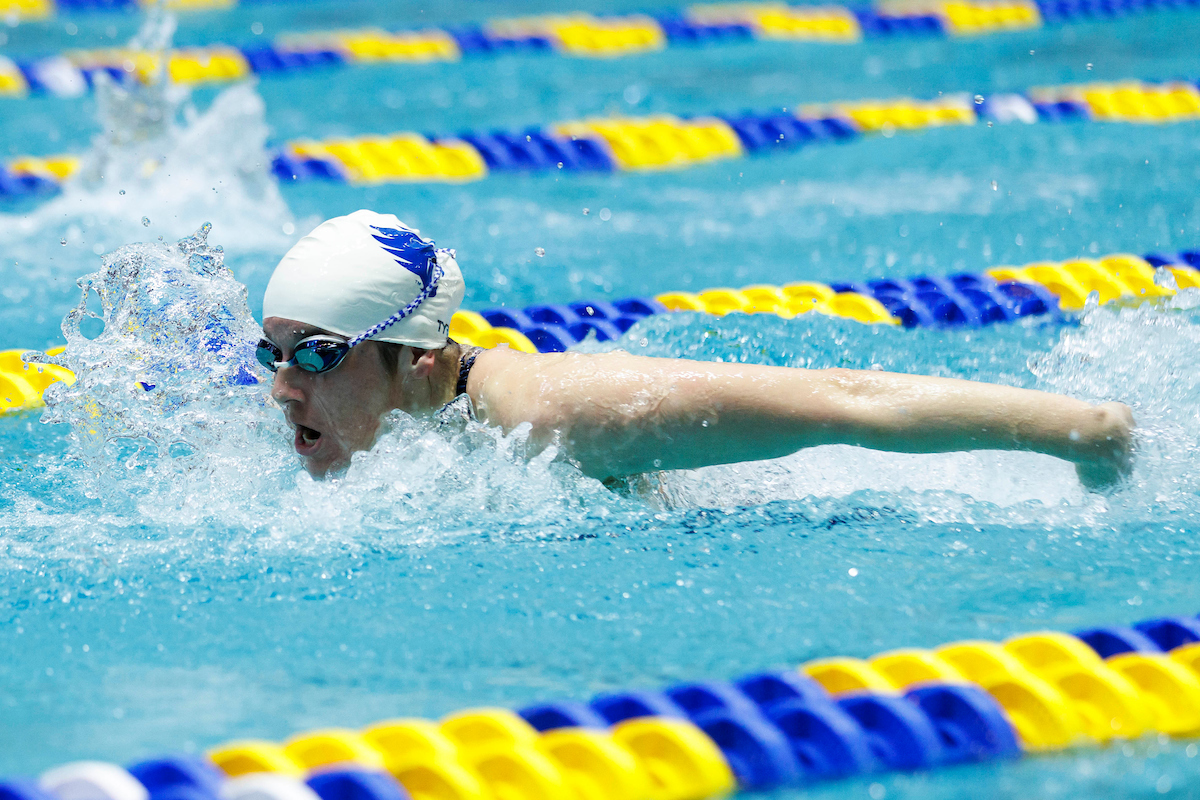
[1073,401,1135,492]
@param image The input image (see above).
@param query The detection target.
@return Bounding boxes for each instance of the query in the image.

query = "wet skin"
[263,317,1135,489]
[262,317,446,477]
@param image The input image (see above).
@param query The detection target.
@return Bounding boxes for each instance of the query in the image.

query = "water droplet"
[60,238,67,246]
[582,208,589,215]
[118,189,125,195]
[974,94,984,104]
[991,181,998,191]
[141,216,150,227]
[599,208,611,221]
[535,248,545,257]
[251,21,264,35]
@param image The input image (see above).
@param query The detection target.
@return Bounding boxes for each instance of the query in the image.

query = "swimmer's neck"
[410,340,464,413]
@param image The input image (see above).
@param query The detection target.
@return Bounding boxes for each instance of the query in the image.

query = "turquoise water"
[3,4,1200,798]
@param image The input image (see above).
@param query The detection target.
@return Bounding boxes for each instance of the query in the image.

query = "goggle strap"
[347,257,445,349]
[257,249,446,372]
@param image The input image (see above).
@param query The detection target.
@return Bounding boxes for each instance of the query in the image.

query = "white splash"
[0,10,299,315]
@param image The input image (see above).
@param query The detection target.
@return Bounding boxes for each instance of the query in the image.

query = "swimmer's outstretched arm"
[470,349,1134,489]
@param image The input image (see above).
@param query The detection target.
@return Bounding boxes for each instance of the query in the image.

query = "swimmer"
[259,210,1135,490]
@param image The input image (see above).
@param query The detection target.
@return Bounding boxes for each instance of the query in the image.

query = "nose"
[271,367,305,406]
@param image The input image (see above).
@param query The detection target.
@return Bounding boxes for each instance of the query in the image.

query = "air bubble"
[119,189,125,195]
[991,181,998,191]
[141,216,151,227]
[1086,63,1093,70]
[582,208,589,215]
[60,238,67,246]
[599,208,611,221]
[974,94,984,104]
[535,248,545,257]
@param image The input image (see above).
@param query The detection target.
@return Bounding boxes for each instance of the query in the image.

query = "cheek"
[313,367,395,437]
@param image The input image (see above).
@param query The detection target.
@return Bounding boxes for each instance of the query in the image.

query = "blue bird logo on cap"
[370,226,439,296]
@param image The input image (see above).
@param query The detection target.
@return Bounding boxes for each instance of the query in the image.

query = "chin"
[301,451,348,479]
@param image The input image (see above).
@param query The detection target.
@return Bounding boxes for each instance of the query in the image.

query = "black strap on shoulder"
[456,345,483,397]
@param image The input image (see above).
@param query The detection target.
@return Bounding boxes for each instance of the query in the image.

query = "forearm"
[791,369,1123,463]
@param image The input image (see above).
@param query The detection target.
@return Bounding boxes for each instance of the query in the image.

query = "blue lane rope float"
[5,79,1199,197]
[3,250,1198,415]
[7,612,1200,799]
[4,0,1199,75]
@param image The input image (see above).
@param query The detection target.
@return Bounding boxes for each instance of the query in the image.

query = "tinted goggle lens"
[255,337,350,374]
[294,341,347,372]
[256,340,282,370]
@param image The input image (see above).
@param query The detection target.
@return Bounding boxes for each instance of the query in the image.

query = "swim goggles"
[255,245,446,376]
[256,335,351,374]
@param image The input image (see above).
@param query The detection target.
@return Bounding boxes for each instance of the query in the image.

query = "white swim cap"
[263,209,464,349]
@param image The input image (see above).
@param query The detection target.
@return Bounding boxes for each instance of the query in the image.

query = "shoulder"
[461,349,678,431]
[466,348,655,431]
[463,347,558,427]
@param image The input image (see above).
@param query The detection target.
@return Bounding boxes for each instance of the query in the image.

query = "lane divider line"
[4,0,1197,71]
[5,79,1197,195]
[2,250,1197,416]
[6,612,1200,799]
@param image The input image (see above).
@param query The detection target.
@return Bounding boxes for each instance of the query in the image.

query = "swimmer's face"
[262,317,404,477]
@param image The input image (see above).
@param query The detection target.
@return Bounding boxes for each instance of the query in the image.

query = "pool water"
[2,3,1200,797]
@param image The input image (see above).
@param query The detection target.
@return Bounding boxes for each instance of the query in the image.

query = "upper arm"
[468,350,855,478]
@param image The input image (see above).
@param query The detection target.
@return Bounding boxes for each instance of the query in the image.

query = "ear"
[408,347,437,379]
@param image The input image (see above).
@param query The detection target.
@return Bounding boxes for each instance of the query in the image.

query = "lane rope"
[3,0,1197,77]
[5,612,1200,799]
[3,250,1197,415]
[4,79,1197,196]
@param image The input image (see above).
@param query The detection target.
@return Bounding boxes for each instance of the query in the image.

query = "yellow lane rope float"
[8,613,1200,798]
[3,251,1198,416]
[6,80,1197,194]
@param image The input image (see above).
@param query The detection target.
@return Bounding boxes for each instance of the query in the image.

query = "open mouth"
[294,423,323,456]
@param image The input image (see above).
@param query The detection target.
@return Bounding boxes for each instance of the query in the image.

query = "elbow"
[821,367,858,385]
[820,367,881,398]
